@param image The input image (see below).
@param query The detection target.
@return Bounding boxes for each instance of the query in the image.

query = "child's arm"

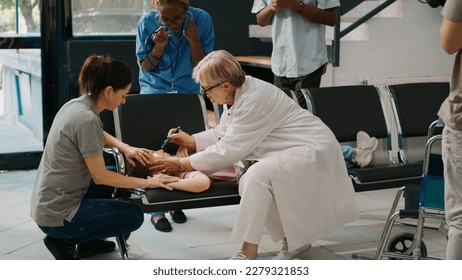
[167,171,211,193]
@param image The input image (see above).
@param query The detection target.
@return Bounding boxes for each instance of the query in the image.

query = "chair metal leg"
[116,235,129,260]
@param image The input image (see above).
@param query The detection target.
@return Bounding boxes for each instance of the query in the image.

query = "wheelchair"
[352,125,447,260]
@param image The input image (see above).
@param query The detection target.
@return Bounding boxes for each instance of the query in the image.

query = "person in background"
[136,0,215,117]
[150,50,357,260]
[30,55,178,260]
[251,0,339,109]
[136,0,216,232]
[136,0,214,95]
[437,0,462,260]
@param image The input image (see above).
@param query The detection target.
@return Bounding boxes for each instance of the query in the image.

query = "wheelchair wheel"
[386,232,427,260]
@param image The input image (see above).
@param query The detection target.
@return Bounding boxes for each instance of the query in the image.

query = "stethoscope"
[144,10,193,74]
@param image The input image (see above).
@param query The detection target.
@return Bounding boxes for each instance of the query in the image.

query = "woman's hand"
[145,173,178,190]
[124,146,152,167]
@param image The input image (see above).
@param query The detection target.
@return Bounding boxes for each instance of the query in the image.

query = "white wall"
[326,0,454,86]
[0,49,43,142]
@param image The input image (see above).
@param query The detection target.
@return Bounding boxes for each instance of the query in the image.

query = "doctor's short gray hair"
[192,50,246,88]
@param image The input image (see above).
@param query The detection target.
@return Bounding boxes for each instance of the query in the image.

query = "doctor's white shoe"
[229,252,249,260]
[272,238,311,260]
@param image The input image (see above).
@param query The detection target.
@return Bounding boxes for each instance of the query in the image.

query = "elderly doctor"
[153,50,358,260]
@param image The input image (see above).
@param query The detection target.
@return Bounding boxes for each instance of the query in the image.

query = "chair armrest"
[103,147,126,175]
[427,119,444,138]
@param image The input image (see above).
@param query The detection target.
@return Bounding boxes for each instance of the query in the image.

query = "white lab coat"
[190,76,357,251]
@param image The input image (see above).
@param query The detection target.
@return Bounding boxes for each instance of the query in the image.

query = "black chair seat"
[132,180,240,212]
[348,162,423,192]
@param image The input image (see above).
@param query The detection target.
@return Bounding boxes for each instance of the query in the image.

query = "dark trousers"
[273,63,327,109]
[38,167,143,243]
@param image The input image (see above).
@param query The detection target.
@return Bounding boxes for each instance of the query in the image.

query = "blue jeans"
[342,145,356,169]
[38,167,144,243]
[149,211,167,216]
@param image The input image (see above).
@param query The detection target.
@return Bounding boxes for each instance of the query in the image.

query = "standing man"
[251,0,339,108]
[437,0,462,260]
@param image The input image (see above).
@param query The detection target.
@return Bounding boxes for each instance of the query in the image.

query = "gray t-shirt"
[438,0,462,129]
[31,95,104,227]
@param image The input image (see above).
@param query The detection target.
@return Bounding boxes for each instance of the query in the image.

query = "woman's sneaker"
[76,239,116,259]
[43,236,79,260]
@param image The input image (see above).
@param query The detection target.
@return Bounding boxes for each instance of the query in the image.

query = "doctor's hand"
[184,18,199,44]
[167,128,197,153]
[152,26,170,46]
[149,156,182,175]
[176,146,190,158]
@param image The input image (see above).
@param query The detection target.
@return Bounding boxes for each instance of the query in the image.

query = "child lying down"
[127,149,235,193]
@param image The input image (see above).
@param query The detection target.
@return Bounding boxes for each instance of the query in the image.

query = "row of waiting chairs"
[301,82,449,192]
[111,82,449,210]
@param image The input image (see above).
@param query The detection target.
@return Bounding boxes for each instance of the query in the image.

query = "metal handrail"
[331,0,398,66]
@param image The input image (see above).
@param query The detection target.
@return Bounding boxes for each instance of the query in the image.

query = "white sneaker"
[354,137,378,168]
[229,252,249,260]
[272,238,312,260]
[272,237,289,260]
[356,131,371,148]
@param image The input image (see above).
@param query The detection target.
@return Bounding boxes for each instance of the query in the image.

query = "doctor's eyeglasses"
[200,82,224,94]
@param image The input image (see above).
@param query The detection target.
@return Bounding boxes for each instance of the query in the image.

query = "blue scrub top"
[136,7,215,94]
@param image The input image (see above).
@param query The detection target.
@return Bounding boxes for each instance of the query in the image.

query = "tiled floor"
[0,119,42,154]
[0,168,448,260]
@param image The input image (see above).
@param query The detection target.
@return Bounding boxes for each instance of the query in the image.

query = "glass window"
[0,1,42,155]
[0,0,40,35]
[72,0,150,35]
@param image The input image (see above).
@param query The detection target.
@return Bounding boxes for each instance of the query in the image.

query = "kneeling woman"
[30,55,178,260]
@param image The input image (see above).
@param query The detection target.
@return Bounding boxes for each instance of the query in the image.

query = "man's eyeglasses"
[159,7,187,25]
[200,82,224,94]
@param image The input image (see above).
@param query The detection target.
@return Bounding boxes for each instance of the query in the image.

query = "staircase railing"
[331,0,397,66]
